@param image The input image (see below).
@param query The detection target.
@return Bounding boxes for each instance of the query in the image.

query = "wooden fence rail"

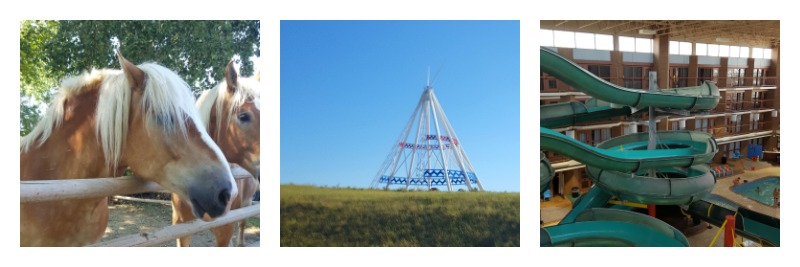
[21,165,252,203]
[89,204,260,247]
[20,164,259,247]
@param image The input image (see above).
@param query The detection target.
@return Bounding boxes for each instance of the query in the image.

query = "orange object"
[648,204,656,217]
[752,166,756,171]
[724,215,736,247]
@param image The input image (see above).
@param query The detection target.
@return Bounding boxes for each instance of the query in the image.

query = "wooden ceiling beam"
[601,21,633,31]
[577,20,602,29]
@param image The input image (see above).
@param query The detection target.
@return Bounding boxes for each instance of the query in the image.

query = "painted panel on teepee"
[370,85,483,192]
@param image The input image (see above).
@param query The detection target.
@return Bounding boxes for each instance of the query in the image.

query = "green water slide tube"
[540,101,632,129]
[686,194,780,246]
[541,47,720,110]
[541,128,717,205]
[541,152,554,193]
[541,208,689,247]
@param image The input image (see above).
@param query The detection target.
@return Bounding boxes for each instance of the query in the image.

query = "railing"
[542,74,778,92]
[698,121,772,137]
[720,99,775,112]
[20,164,259,247]
[722,76,778,88]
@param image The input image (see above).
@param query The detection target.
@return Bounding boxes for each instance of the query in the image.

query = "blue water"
[732,177,780,206]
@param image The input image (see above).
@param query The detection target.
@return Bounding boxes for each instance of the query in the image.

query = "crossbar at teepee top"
[370,86,483,192]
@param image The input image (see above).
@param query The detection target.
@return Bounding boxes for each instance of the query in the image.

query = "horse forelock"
[197,76,260,138]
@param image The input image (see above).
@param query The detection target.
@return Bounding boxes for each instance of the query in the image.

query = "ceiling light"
[639,29,657,35]
[716,37,731,42]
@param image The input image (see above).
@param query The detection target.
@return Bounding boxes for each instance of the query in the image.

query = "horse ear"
[225,60,238,94]
[117,51,145,91]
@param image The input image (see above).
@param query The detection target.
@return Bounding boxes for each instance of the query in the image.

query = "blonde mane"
[21,63,204,171]
[196,75,260,137]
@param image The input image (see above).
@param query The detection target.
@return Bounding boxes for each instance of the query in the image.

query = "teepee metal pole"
[430,92,477,191]
[405,102,426,190]
[428,88,453,192]
[424,102,433,190]
[385,91,426,190]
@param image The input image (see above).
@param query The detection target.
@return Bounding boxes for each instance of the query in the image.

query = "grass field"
[280,184,520,247]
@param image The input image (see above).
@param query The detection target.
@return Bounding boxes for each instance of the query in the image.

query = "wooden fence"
[20,164,260,247]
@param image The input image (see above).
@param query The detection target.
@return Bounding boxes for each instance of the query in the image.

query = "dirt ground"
[99,197,260,247]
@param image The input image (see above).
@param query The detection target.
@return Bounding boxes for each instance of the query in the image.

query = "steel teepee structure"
[370,81,483,192]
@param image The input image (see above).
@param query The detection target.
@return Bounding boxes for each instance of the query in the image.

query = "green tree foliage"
[19,20,260,136]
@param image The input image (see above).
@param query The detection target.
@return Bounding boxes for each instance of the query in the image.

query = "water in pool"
[732,176,780,206]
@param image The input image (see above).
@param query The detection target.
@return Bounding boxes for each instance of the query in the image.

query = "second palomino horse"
[172,60,260,246]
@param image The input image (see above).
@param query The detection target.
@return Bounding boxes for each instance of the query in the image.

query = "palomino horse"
[172,60,260,246]
[20,52,238,246]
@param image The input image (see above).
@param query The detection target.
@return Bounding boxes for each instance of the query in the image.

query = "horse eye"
[238,112,251,123]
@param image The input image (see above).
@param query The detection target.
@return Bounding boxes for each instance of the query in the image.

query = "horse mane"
[196,75,260,138]
[21,63,203,171]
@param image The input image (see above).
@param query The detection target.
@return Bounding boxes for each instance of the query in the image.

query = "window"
[728,68,745,87]
[740,47,749,58]
[575,32,595,49]
[708,44,719,57]
[719,45,730,57]
[623,66,650,89]
[753,91,768,108]
[586,64,611,82]
[671,121,678,130]
[753,48,764,59]
[696,43,708,56]
[619,36,635,52]
[670,67,689,88]
[592,129,611,144]
[636,38,653,53]
[727,92,745,111]
[753,69,764,86]
[729,142,742,158]
[541,71,558,91]
[595,34,613,50]
[698,67,718,84]
[752,48,773,59]
[730,46,740,58]
[620,36,652,53]
[554,30,575,48]
[540,29,554,47]
[670,41,692,55]
[544,30,615,51]
[694,119,714,133]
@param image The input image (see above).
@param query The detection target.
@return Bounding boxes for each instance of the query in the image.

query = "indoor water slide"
[541,127,717,205]
[540,47,720,110]
[540,46,722,246]
[685,194,780,246]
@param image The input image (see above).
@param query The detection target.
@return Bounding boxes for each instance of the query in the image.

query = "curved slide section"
[541,47,720,110]
[541,127,717,205]
[540,101,632,129]
[686,194,780,246]
[541,208,688,247]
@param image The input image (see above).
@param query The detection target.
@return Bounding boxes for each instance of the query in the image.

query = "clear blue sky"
[280,21,520,192]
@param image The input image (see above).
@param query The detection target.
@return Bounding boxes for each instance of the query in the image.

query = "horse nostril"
[218,189,231,205]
